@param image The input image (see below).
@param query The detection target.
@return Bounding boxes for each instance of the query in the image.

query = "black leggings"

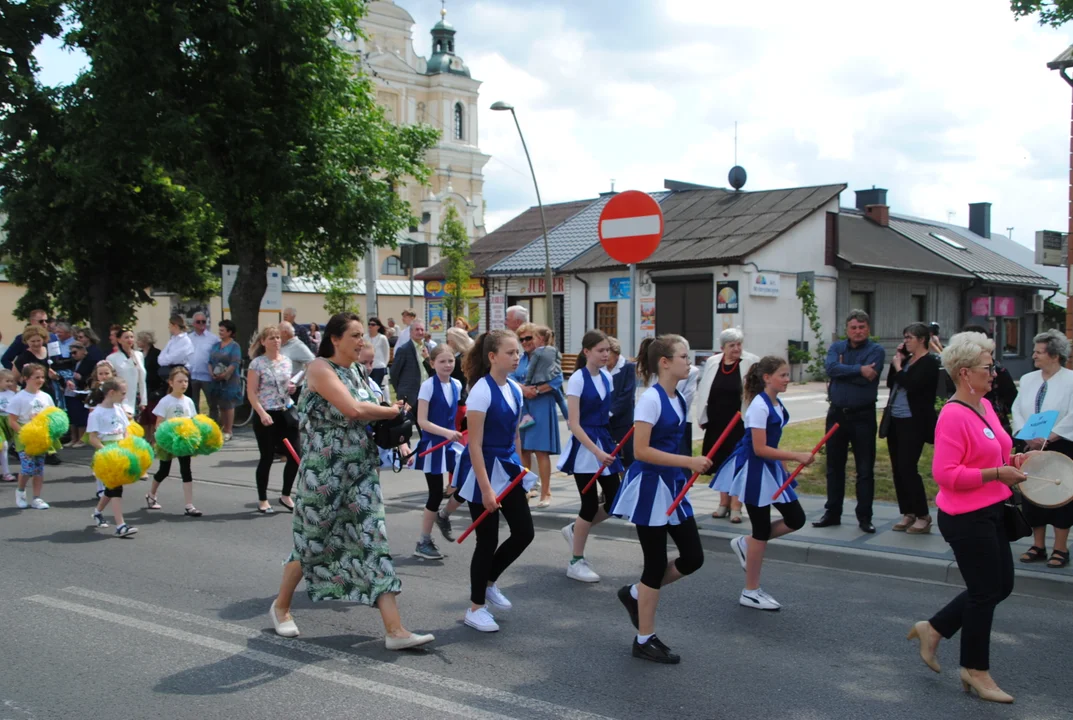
[467,483,534,605]
[745,500,806,541]
[424,473,444,512]
[635,517,704,589]
[154,456,192,483]
[103,485,123,499]
[572,472,620,522]
[253,410,299,501]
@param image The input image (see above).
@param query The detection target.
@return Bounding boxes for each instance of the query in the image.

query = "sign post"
[598,191,664,356]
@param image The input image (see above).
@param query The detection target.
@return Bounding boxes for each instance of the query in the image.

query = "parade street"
[1,437,1070,720]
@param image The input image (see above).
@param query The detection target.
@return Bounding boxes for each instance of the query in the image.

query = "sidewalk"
[38,428,1073,601]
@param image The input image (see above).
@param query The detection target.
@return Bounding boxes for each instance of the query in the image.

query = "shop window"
[655,277,714,350]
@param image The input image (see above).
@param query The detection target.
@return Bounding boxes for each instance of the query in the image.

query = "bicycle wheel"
[234,372,254,427]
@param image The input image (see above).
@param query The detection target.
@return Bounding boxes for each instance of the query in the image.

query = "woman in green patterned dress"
[268,313,434,650]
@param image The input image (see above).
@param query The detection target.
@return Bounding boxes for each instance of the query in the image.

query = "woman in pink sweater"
[907,332,1028,704]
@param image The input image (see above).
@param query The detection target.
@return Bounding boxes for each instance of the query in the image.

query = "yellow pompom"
[92,445,142,489]
[192,414,224,456]
[17,420,53,456]
[127,421,145,438]
[118,436,155,475]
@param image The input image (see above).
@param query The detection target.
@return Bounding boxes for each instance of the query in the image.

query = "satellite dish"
[728,166,747,191]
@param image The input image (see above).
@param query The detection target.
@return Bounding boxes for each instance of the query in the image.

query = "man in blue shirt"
[814,310,885,533]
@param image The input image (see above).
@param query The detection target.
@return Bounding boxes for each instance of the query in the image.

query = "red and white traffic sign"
[598,190,664,265]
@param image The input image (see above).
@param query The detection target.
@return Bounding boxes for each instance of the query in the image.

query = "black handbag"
[878,394,893,439]
[948,400,1031,541]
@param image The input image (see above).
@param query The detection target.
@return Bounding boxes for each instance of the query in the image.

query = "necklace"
[720,359,740,375]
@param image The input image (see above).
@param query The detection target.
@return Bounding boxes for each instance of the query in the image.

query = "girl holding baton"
[610,335,710,664]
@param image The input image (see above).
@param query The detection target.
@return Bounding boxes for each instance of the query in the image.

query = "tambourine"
[1019,451,1073,508]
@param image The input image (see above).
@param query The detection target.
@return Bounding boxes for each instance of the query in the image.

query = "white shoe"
[385,631,435,650]
[561,522,575,550]
[464,607,499,632]
[739,588,780,611]
[731,535,748,571]
[15,490,28,509]
[30,497,50,510]
[269,600,300,638]
[485,583,512,611]
[566,558,601,583]
[756,588,781,608]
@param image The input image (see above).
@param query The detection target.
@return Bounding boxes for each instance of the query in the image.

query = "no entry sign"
[598,190,663,265]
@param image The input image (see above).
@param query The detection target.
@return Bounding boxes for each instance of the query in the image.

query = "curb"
[385,497,1073,603]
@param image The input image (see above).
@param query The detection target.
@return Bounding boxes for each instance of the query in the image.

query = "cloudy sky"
[35,0,1070,249]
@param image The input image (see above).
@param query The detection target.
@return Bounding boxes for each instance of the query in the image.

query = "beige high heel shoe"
[906,621,941,673]
[960,668,1013,704]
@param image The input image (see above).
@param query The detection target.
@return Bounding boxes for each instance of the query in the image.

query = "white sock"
[629,584,638,600]
[1,442,9,475]
[743,587,760,596]
[637,633,653,644]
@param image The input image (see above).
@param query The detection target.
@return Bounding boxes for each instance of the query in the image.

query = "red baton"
[771,423,839,500]
[282,438,301,465]
[418,431,467,458]
[581,427,635,495]
[666,411,742,517]
[456,467,530,544]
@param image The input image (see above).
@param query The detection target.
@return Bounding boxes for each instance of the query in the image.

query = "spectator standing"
[74,327,105,367]
[366,317,391,388]
[396,308,417,347]
[517,323,562,507]
[390,319,432,410]
[0,330,6,361]
[2,309,56,369]
[279,321,316,381]
[206,320,243,441]
[187,312,219,416]
[309,322,322,348]
[282,307,314,351]
[505,305,530,384]
[813,310,886,533]
[14,325,60,402]
[64,342,92,447]
[106,329,149,417]
[157,314,194,377]
[885,323,940,535]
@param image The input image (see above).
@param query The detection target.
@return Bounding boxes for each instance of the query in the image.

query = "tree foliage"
[1011,0,1073,26]
[439,203,473,323]
[796,281,827,381]
[323,262,361,317]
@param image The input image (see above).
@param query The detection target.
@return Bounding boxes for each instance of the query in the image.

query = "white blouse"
[1012,366,1073,442]
[106,350,148,415]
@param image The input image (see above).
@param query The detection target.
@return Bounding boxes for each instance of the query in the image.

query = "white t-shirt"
[744,394,786,429]
[635,386,684,425]
[366,375,384,402]
[467,377,520,414]
[6,390,54,425]
[566,367,610,400]
[0,389,16,416]
[418,376,461,404]
[88,405,130,442]
[153,393,198,420]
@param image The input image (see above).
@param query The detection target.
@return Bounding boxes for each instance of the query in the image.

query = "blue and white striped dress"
[412,376,464,475]
[453,375,537,503]
[609,384,693,526]
[556,367,624,476]
[710,392,797,506]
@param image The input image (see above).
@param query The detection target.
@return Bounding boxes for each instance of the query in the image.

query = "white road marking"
[599,215,660,240]
[57,587,617,720]
[27,595,516,720]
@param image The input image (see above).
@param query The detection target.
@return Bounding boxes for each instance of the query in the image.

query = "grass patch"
[695,412,938,504]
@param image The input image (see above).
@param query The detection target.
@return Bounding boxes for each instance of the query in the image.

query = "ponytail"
[743,355,788,404]
[636,334,685,382]
[464,329,516,388]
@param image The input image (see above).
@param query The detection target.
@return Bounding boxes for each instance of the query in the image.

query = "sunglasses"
[194,320,207,324]
[519,335,534,342]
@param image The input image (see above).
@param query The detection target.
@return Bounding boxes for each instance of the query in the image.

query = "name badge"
[358,388,370,400]
[983,428,995,440]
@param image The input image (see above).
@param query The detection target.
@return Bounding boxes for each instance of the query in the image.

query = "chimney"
[968,202,991,239]
[854,187,888,210]
[864,204,889,227]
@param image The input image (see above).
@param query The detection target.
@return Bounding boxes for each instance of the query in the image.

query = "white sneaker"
[756,588,782,608]
[464,607,499,632]
[485,583,512,611]
[731,535,748,571]
[566,558,601,583]
[561,522,575,550]
[739,588,780,611]
[30,497,50,510]
[15,490,28,509]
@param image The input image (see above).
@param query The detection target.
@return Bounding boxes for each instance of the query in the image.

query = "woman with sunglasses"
[366,317,391,389]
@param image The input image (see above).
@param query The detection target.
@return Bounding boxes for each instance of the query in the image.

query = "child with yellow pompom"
[146,367,201,516]
[7,364,55,509]
[88,379,138,537]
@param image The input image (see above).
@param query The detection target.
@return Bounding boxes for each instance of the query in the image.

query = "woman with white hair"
[1011,329,1073,569]
[907,332,1028,703]
[694,328,759,522]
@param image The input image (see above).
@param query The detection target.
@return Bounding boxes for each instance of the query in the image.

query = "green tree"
[60,0,439,352]
[439,203,473,323]
[323,261,361,316]
[796,281,827,380]
[1011,0,1073,26]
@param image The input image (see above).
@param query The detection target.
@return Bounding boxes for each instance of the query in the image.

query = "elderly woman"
[908,331,1028,703]
[694,328,759,522]
[267,312,433,650]
[886,323,940,534]
[1011,329,1073,569]
[517,323,562,507]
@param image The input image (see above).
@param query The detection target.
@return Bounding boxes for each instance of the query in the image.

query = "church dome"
[426,5,470,77]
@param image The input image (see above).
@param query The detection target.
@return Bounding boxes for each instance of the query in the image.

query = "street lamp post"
[1048,45,1073,346]
[491,101,555,342]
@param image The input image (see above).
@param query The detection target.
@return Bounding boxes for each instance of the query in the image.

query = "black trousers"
[824,406,877,522]
[467,484,534,605]
[154,455,192,483]
[635,518,704,589]
[253,410,299,501]
[887,417,929,517]
[929,502,1014,671]
[572,472,620,522]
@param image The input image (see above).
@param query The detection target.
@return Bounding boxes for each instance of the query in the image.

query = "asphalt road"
[1,473,1069,720]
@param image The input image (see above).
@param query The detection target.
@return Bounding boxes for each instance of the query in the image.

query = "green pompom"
[155,417,202,457]
[42,406,70,440]
[192,414,224,456]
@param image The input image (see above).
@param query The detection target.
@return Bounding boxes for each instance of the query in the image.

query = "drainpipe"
[575,274,589,334]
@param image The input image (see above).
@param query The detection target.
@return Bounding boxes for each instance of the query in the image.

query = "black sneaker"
[632,635,680,664]
[45,454,61,466]
[435,511,454,542]
[617,585,639,630]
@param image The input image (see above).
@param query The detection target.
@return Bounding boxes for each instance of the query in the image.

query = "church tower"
[341,1,490,281]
